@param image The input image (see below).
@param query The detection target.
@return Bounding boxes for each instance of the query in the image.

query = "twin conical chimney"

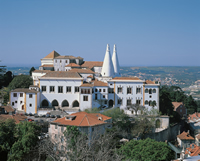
[101,44,120,77]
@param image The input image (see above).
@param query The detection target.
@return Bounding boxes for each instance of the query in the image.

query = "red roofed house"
[185,143,200,158]
[172,102,187,117]
[49,111,112,151]
[177,131,195,148]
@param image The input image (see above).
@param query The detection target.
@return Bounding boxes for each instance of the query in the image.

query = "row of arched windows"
[145,89,156,94]
[41,99,79,108]
[145,100,157,106]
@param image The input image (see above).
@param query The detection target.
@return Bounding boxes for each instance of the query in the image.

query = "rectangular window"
[58,86,63,93]
[103,89,106,92]
[136,88,141,94]
[136,100,141,105]
[75,87,79,93]
[20,93,23,97]
[29,104,32,107]
[127,87,132,94]
[118,99,122,105]
[103,95,105,98]
[118,87,122,94]
[105,100,107,104]
[13,93,17,97]
[81,89,90,94]
[95,94,97,100]
[127,99,131,106]
[29,94,33,98]
[66,86,71,93]
[108,88,114,93]
[50,86,55,92]
[83,96,88,101]
[12,102,14,106]
[95,88,98,92]
[99,89,101,92]
[41,86,46,92]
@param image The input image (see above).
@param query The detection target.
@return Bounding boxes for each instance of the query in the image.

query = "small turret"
[112,44,120,77]
[101,44,115,77]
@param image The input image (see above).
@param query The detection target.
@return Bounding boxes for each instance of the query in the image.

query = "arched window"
[149,101,152,106]
[145,100,149,105]
[62,100,69,107]
[109,100,114,107]
[41,99,49,107]
[155,119,161,128]
[52,100,59,107]
[72,100,79,107]
[149,89,152,94]
[153,89,156,93]
[145,89,148,93]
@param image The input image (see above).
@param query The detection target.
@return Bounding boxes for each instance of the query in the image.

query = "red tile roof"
[0,106,15,112]
[65,63,80,67]
[32,70,50,73]
[172,102,183,110]
[41,71,82,78]
[52,111,111,127]
[188,112,200,121]
[55,55,76,59]
[81,61,103,69]
[185,144,200,156]
[0,114,27,124]
[11,88,38,94]
[145,80,155,84]
[177,131,194,140]
[68,69,95,74]
[92,80,108,86]
[42,50,60,59]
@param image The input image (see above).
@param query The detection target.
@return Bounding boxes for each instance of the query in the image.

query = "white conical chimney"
[101,44,115,77]
[112,44,120,77]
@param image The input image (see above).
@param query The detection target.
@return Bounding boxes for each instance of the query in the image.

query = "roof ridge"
[78,114,87,126]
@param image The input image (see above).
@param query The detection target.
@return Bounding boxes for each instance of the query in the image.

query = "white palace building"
[10,44,160,115]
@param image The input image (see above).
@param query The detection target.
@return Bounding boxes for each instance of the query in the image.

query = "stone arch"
[149,89,152,94]
[41,99,49,107]
[153,89,156,93]
[145,89,148,93]
[52,99,59,107]
[72,100,79,107]
[155,119,161,128]
[109,99,114,107]
[145,100,149,105]
[62,100,69,107]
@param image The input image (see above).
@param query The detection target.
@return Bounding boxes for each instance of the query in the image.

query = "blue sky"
[0,0,199,67]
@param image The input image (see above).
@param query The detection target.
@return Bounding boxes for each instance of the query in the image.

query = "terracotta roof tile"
[41,71,82,78]
[177,131,194,140]
[0,114,27,124]
[92,80,108,86]
[76,56,83,59]
[32,70,50,73]
[111,77,140,80]
[87,75,93,78]
[185,144,200,156]
[0,106,15,112]
[145,80,155,84]
[42,50,60,59]
[52,111,111,127]
[68,69,95,74]
[65,63,80,67]
[81,61,103,69]
[11,88,38,94]
[80,83,94,87]
[55,55,76,59]
[172,102,183,110]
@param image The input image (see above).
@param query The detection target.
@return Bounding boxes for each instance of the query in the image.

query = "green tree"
[186,95,197,114]
[0,87,10,105]
[0,62,6,89]
[8,121,41,161]
[8,75,33,90]
[29,67,35,76]
[0,119,16,153]
[118,138,174,161]
[3,71,13,87]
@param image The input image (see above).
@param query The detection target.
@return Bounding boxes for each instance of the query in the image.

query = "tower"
[101,44,115,77]
[112,44,120,77]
